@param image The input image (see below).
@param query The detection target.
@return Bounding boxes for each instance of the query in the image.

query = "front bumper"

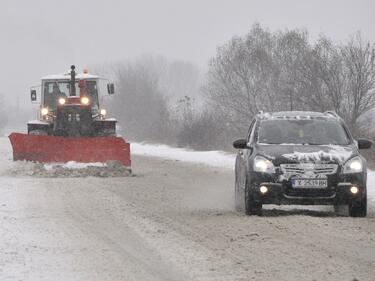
[249,172,366,205]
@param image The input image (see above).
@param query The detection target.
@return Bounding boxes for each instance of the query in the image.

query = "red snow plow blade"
[8,133,131,167]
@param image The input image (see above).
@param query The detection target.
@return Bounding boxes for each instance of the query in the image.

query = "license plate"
[292,178,327,188]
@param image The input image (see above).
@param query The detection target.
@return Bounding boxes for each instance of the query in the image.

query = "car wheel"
[244,184,262,216]
[333,204,347,216]
[234,176,241,211]
[348,196,367,217]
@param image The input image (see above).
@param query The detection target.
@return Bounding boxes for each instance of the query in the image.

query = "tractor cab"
[42,79,99,112]
[32,67,112,118]
[28,66,116,137]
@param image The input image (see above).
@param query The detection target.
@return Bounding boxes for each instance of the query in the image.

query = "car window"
[257,118,351,145]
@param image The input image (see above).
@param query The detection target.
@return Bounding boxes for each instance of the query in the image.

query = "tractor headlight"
[343,156,363,174]
[58,98,66,105]
[41,108,49,116]
[81,96,89,105]
[253,155,275,173]
[100,109,107,116]
[350,186,359,194]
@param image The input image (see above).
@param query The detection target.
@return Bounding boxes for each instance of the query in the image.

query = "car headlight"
[41,108,49,116]
[253,155,275,173]
[343,156,363,174]
[81,96,89,105]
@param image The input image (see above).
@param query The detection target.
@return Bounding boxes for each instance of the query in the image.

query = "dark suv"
[233,111,372,217]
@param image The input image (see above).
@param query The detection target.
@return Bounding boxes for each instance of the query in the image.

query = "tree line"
[103,23,375,154]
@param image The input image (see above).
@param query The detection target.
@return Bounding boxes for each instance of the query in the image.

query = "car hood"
[256,143,356,165]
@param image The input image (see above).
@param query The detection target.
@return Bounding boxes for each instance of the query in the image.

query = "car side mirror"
[233,139,248,149]
[107,83,115,94]
[30,90,37,101]
[357,138,372,149]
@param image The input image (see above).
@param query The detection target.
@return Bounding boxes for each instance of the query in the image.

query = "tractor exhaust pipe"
[70,65,76,97]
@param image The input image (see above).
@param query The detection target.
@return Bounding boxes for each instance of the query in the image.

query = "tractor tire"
[29,130,48,136]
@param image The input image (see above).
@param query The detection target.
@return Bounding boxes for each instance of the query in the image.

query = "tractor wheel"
[29,130,48,135]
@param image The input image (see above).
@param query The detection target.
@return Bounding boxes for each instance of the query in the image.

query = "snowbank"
[44,161,105,170]
[4,160,130,178]
[132,142,375,202]
[131,143,235,169]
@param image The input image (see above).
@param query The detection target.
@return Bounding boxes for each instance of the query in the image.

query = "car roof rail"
[324,111,339,118]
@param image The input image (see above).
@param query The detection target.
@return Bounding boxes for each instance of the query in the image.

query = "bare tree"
[159,61,202,102]
[203,25,375,146]
[204,23,276,134]
[341,33,375,131]
[295,37,347,113]
[91,29,375,151]
[96,55,204,145]
[274,29,311,111]
[109,57,173,142]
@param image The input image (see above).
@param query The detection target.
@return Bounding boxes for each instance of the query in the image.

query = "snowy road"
[1,138,375,280]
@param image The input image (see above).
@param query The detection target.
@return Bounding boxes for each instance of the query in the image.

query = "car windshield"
[43,81,99,110]
[258,118,351,145]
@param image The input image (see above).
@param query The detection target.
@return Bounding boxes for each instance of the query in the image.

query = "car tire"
[333,204,347,216]
[234,176,241,211]
[348,196,367,217]
[245,185,262,216]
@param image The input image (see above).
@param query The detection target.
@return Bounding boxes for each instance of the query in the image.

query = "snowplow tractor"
[9,66,131,167]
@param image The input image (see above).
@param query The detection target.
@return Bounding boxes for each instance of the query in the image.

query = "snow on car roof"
[259,111,336,120]
[41,72,99,80]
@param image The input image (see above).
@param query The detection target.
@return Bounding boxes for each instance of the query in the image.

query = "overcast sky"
[1,0,375,107]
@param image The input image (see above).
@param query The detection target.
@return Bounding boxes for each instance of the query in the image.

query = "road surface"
[0,138,374,281]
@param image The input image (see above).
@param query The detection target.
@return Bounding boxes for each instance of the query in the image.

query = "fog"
[1,0,374,109]
[1,3,375,279]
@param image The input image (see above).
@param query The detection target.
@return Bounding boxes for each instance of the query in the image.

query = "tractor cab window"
[85,81,99,110]
[43,81,99,110]
[43,82,69,110]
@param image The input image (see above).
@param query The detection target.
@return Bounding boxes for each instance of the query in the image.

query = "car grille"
[280,163,338,176]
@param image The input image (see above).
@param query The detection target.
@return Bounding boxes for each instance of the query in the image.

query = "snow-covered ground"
[132,143,235,169]
[1,137,375,280]
[132,142,375,203]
